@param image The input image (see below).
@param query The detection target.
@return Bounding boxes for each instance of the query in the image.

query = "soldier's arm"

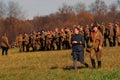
[99,32,103,46]
[5,37,10,47]
[81,35,85,47]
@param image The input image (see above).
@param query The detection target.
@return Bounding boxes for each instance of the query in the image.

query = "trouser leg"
[91,59,96,68]
[5,48,8,55]
[2,47,5,56]
[96,50,102,68]
[73,59,77,70]
[90,48,96,68]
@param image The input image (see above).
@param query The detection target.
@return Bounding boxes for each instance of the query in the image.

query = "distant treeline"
[0,0,120,43]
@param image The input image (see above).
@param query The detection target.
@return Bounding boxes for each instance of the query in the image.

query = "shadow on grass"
[50,66,58,70]
[63,66,85,70]
[50,66,87,70]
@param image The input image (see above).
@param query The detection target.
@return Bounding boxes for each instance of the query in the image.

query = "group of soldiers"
[16,28,72,52]
[16,22,120,52]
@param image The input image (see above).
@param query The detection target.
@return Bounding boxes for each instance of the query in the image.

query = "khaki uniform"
[24,34,29,52]
[79,31,84,36]
[52,32,60,50]
[66,31,72,49]
[37,34,41,50]
[60,32,66,50]
[46,33,52,50]
[16,34,23,52]
[84,27,92,50]
[40,33,45,50]
[89,30,103,68]
[91,31,103,60]
[108,25,114,47]
[1,35,9,55]
[31,34,37,51]
[1,35,9,48]
[115,25,120,46]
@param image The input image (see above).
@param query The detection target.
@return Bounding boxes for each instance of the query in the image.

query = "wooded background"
[0,0,120,43]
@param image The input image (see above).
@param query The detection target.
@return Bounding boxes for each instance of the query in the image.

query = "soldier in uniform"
[1,33,10,56]
[65,27,72,49]
[22,34,25,52]
[115,23,120,46]
[31,32,37,51]
[104,24,110,47]
[28,33,33,51]
[24,33,29,52]
[113,24,117,46]
[46,31,52,50]
[108,23,114,47]
[89,24,103,68]
[78,25,84,36]
[84,25,92,51]
[16,33,23,52]
[100,23,106,47]
[36,32,41,51]
[59,28,66,50]
[40,30,46,51]
[52,28,60,50]
[71,27,88,70]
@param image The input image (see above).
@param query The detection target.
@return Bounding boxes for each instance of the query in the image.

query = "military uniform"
[59,31,66,50]
[79,26,84,37]
[84,26,92,52]
[46,32,52,50]
[1,34,9,55]
[40,32,46,51]
[24,34,29,52]
[31,33,37,51]
[100,24,106,47]
[90,29,103,68]
[115,24,120,46]
[16,34,23,52]
[108,23,114,47]
[22,35,25,52]
[36,33,41,51]
[53,31,61,50]
[104,26,110,47]
[65,30,72,49]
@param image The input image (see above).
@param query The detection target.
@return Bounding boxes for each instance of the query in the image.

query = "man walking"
[71,27,88,70]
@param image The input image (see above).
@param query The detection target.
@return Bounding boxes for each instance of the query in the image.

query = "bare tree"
[89,0,107,15]
[108,3,119,22]
[89,0,108,23]
[58,4,73,14]
[117,0,120,8]
[0,1,6,19]
[7,1,25,19]
[73,2,86,14]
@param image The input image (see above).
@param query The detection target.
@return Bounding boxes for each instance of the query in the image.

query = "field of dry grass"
[0,47,120,80]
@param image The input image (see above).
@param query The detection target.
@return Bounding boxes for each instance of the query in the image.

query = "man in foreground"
[71,27,88,70]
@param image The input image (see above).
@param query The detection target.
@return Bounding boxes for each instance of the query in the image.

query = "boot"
[118,42,120,46]
[98,61,101,68]
[91,59,96,69]
[110,42,112,47]
[84,63,89,68]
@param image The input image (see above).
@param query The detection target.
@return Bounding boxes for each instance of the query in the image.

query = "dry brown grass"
[0,47,120,80]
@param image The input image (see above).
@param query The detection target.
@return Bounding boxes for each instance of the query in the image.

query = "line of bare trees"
[0,0,120,44]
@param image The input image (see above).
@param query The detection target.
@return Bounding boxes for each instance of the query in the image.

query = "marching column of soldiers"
[16,27,72,52]
[16,22,120,52]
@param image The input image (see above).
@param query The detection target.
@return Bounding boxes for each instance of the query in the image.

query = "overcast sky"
[2,0,116,19]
